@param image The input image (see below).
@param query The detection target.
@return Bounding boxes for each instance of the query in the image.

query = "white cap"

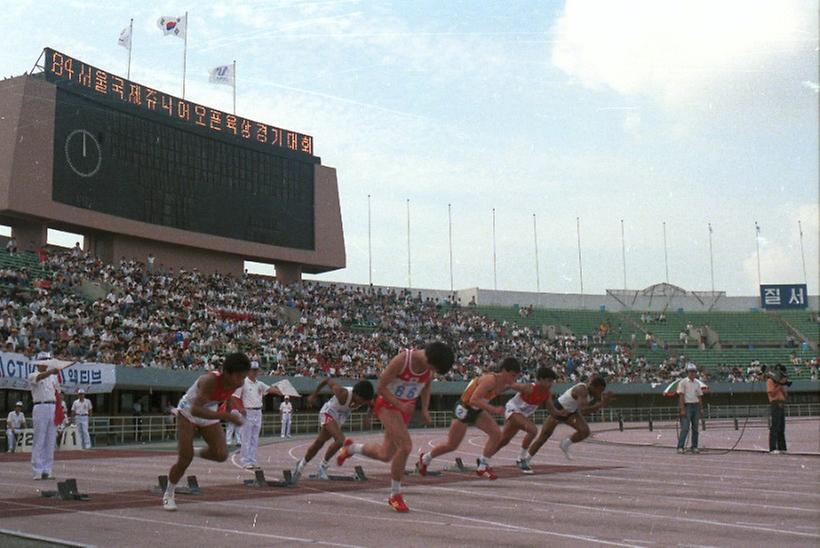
[250,362,259,369]
[15,401,23,406]
[686,362,698,371]
[35,351,53,361]
[284,395,290,399]
[77,389,86,394]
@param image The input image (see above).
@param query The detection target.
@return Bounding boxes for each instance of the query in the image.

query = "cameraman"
[766,364,788,454]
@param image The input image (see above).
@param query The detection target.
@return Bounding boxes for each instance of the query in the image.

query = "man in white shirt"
[6,401,26,453]
[233,362,282,469]
[279,396,293,438]
[71,389,93,449]
[676,363,704,454]
[28,352,62,479]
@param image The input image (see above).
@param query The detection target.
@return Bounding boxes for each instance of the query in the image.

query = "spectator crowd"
[0,249,815,385]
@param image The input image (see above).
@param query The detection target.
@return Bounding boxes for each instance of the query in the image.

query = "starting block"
[406,463,442,477]
[454,458,478,472]
[309,465,367,482]
[151,475,201,495]
[243,469,294,488]
[41,478,90,501]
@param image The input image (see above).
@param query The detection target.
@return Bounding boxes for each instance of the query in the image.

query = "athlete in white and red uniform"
[486,366,566,472]
[292,378,374,482]
[162,353,250,512]
[337,342,454,513]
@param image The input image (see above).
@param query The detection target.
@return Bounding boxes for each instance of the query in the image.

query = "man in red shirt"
[766,364,788,454]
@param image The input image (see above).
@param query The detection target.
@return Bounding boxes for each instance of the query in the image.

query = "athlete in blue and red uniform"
[162,353,250,511]
[337,341,454,513]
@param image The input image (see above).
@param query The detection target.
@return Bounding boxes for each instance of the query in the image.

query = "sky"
[1,0,817,296]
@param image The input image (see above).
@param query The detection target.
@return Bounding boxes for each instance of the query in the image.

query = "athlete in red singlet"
[162,353,250,511]
[485,366,565,472]
[336,341,454,513]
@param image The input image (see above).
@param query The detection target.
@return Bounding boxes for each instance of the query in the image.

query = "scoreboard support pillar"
[275,262,303,285]
[9,219,46,253]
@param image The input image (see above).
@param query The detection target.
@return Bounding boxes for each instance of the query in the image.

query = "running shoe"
[317,466,329,480]
[691,448,700,454]
[559,438,573,460]
[476,467,498,480]
[388,493,409,513]
[162,496,177,511]
[292,460,305,482]
[517,459,533,474]
[336,438,354,466]
[416,451,428,477]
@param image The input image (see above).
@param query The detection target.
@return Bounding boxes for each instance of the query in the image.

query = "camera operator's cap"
[250,362,259,369]
[15,401,23,406]
[686,362,698,371]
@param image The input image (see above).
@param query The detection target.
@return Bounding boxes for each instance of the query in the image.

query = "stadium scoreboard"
[44,48,317,250]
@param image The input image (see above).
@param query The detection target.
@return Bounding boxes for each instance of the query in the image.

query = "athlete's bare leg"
[197,422,230,462]
[568,414,591,443]
[304,427,334,463]
[428,419,467,459]
[474,412,502,459]
[527,415,560,458]
[358,409,409,482]
[490,413,534,458]
[168,415,195,485]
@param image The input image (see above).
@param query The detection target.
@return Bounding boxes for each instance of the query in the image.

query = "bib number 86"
[394,385,418,399]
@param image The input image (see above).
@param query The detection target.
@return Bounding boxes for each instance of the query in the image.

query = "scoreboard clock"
[45,48,316,250]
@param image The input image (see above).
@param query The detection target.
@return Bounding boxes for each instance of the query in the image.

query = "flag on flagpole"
[209,64,235,86]
[157,14,187,38]
[118,26,132,49]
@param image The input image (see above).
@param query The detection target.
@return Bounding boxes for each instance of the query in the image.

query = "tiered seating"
[476,306,614,338]
[777,311,819,344]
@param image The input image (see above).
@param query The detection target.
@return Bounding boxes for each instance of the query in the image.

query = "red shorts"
[374,395,412,426]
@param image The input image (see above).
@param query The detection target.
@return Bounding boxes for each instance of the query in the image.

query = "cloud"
[550,0,813,105]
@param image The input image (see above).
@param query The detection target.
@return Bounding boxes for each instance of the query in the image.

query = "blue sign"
[760,284,808,310]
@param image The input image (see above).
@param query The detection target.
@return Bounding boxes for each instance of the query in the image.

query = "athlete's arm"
[376,353,410,409]
[544,396,568,417]
[509,382,532,394]
[419,379,432,425]
[188,375,233,421]
[469,376,504,415]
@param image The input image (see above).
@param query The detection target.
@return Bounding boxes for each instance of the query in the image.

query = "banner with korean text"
[759,284,809,310]
[0,352,116,393]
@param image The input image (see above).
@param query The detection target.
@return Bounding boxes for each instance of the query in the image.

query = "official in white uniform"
[279,396,293,438]
[6,401,26,453]
[28,352,61,480]
[71,389,93,449]
[234,363,281,469]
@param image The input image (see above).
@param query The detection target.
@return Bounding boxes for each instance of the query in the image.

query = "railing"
[81,403,820,446]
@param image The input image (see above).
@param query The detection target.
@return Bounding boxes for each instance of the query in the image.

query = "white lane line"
[288,442,310,461]
[427,485,820,539]
[0,498,363,547]
[293,482,641,547]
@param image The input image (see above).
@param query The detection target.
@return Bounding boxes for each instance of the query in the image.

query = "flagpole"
[576,217,584,295]
[406,198,411,289]
[754,221,762,287]
[232,59,236,114]
[798,220,807,286]
[182,11,188,99]
[663,221,670,284]
[620,219,627,289]
[708,223,715,293]
[492,208,497,291]
[367,194,372,286]
[533,213,540,292]
[127,18,133,80]
[448,203,454,292]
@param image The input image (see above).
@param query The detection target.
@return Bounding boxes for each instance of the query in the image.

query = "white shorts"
[177,402,220,428]
[319,410,350,427]
[504,402,537,422]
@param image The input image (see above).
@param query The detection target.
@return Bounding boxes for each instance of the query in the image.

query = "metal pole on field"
[448,203,454,292]
[708,223,715,293]
[367,194,372,285]
[620,219,627,289]
[755,221,762,287]
[663,221,669,284]
[533,213,540,292]
[798,220,807,285]
[492,208,498,291]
